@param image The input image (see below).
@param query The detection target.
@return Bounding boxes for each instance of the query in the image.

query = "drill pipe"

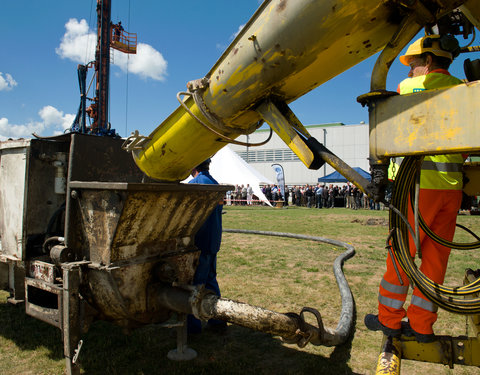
[153,230,355,347]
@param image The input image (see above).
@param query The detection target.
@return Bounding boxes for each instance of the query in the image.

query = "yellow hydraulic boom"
[123,0,480,198]
[123,0,423,186]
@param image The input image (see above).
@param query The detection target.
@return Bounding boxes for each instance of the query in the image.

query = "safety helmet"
[399,35,453,66]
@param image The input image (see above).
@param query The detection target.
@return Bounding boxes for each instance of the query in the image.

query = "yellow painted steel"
[133,96,242,181]
[131,0,404,180]
[256,100,315,168]
[369,81,480,160]
[375,337,401,375]
[131,0,478,181]
[399,336,480,368]
[376,352,401,375]
[376,334,480,372]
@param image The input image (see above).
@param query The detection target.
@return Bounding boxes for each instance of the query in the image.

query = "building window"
[236,149,300,163]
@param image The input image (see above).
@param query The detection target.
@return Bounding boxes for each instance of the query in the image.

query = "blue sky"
[0,1,473,140]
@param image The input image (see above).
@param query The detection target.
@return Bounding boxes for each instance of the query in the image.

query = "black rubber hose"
[390,157,480,313]
[222,228,356,346]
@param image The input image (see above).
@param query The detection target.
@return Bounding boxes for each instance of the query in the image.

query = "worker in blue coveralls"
[187,158,227,334]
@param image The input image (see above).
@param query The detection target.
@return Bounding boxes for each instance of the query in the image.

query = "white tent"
[184,145,273,206]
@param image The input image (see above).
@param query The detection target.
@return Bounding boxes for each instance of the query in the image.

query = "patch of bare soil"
[351,217,388,226]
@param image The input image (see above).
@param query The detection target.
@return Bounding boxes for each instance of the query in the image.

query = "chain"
[391,157,397,181]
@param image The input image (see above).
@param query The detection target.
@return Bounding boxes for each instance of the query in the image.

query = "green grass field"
[1,206,479,374]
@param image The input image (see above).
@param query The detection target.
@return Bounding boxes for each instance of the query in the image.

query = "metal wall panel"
[0,142,29,259]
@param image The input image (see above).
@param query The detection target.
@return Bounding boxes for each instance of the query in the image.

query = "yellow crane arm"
[124,0,477,185]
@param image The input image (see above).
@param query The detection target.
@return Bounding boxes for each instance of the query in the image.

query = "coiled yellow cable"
[389,156,480,314]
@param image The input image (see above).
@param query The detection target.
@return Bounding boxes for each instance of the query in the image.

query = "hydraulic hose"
[389,156,480,314]
[223,228,356,346]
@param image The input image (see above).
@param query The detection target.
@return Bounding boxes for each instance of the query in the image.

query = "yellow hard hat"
[399,35,453,66]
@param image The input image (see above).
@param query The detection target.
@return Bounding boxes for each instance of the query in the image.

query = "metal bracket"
[72,340,83,364]
[121,130,152,152]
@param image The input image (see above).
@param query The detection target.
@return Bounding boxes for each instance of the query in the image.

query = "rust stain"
[277,0,287,12]
[409,114,425,125]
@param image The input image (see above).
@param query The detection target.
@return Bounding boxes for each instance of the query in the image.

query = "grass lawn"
[1,205,479,374]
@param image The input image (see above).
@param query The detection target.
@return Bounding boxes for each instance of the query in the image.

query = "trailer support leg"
[63,264,82,375]
[167,313,197,361]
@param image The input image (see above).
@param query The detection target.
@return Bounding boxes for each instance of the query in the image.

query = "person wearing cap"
[365,34,465,343]
[187,158,227,334]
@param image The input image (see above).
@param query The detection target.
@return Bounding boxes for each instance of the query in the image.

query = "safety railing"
[110,25,137,54]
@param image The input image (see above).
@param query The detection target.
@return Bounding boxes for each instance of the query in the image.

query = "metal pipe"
[201,295,301,341]
[153,229,356,348]
[375,336,402,375]
[370,16,423,92]
[306,137,371,195]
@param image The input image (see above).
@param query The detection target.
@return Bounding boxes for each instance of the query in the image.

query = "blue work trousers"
[194,251,220,297]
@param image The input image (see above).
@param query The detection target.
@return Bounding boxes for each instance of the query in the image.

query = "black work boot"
[364,314,401,337]
[401,321,436,343]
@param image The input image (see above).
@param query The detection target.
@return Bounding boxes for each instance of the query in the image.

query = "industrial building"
[229,123,369,186]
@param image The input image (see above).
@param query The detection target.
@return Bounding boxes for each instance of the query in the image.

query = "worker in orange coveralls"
[365,34,465,343]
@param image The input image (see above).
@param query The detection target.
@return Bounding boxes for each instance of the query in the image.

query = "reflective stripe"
[411,295,438,312]
[378,294,405,309]
[421,160,463,173]
[420,155,464,190]
[381,278,409,295]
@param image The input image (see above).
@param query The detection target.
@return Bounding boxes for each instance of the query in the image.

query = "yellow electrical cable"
[389,156,480,314]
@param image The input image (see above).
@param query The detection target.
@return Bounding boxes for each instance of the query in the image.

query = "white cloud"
[230,24,245,41]
[39,105,75,131]
[0,72,18,91]
[56,18,96,63]
[56,18,167,81]
[113,43,167,81]
[0,106,74,141]
[0,117,45,140]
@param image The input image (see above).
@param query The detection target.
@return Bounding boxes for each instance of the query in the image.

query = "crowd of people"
[225,182,383,210]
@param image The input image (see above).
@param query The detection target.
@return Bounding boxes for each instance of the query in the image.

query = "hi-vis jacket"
[398,70,464,190]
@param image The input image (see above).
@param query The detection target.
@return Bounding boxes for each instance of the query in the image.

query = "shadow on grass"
[0,299,359,375]
[80,323,359,375]
[0,301,63,360]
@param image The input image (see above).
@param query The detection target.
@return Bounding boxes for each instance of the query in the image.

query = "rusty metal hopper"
[66,181,229,327]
